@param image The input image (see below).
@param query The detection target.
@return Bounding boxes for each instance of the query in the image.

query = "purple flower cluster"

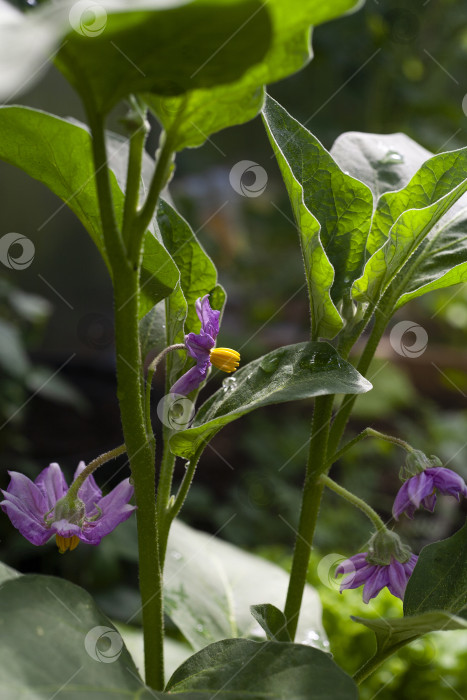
[1,461,135,553]
[337,552,418,603]
[337,463,467,604]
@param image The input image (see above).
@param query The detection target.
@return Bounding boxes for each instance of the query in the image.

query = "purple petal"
[340,564,377,592]
[407,471,433,509]
[0,495,51,545]
[336,552,369,576]
[185,331,215,361]
[170,361,210,396]
[73,461,102,511]
[387,559,408,600]
[362,566,389,603]
[430,467,467,500]
[80,478,135,545]
[392,481,411,520]
[404,554,418,576]
[4,471,46,517]
[35,463,68,510]
[50,519,82,538]
[421,492,437,513]
[196,295,220,339]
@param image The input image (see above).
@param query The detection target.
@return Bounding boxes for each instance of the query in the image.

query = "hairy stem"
[88,103,165,690]
[67,444,127,499]
[283,394,334,639]
[320,475,386,532]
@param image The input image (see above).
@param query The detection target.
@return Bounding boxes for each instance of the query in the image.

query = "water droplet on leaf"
[171,550,182,560]
[222,376,237,393]
[380,149,404,165]
[259,355,279,373]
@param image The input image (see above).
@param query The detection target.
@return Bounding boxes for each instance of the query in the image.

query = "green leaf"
[250,604,292,642]
[139,199,225,387]
[330,131,431,201]
[0,574,150,699]
[57,0,272,115]
[329,132,467,309]
[0,106,178,314]
[0,560,20,585]
[262,95,373,338]
[394,197,467,309]
[169,342,372,459]
[365,149,467,255]
[164,519,327,651]
[353,611,467,659]
[150,0,363,150]
[404,521,467,619]
[352,166,467,305]
[166,638,358,699]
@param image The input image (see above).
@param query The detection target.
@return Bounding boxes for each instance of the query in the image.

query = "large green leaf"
[404,521,467,619]
[149,0,363,151]
[0,574,152,699]
[330,131,431,202]
[365,148,467,255]
[262,95,373,338]
[57,0,272,115]
[164,519,326,651]
[0,0,272,112]
[330,131,467,309]
[0,106,178,314]
[169,341,372,459]
[394,197,467,309]
[352,168,467,305]
[353,611,467,661]
[166,638,358,699]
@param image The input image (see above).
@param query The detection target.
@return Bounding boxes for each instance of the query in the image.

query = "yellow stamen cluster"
[55,534,80,554]
[210,347,240,373]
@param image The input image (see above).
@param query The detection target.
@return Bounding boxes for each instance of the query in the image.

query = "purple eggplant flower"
[393,467,467,520]
[1,461,135,553]
[170,294,240,396]
[336,552,418,603]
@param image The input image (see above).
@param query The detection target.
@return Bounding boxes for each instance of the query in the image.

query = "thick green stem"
[88,103,165,690]
[114,270,165,690]
[283,395,334,639]
[320,475,386,532]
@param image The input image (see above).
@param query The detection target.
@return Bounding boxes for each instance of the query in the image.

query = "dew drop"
[299,354,317,370]
[380,149,404,165]
[171,550,182,560]
[259,355,279,373]
[195,623,204,633]
[222,376,237,393]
